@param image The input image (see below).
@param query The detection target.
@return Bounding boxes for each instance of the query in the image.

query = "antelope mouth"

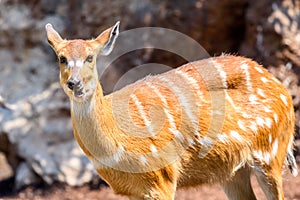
[73,83,85,98]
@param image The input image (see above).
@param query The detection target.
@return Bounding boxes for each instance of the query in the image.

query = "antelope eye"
[85,55,93,63]
[59,56,68,65]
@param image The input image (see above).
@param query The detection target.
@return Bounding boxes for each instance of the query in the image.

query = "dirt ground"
[1,167,300,200]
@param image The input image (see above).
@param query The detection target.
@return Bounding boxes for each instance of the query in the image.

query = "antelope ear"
[45,23,63,51]
[93,21,120,55]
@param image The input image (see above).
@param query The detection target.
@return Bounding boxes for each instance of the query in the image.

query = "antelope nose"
[67,78,79,90]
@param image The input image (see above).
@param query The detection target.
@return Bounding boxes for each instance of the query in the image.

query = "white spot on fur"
[113,146,124,162]
[199,136,214,147]
[269,134,273,144]
[242,112,251,119]
[249,94,258,103]
[255,66,264,73]
[168,128,184,141]
[230,131,243,142]
[257,88,266,97]
[238,120,247,131]
[273,113,278,123]
[263,106,272,113]
[75,60,84,68]
[217,133,228,143]
[253,150,271,165]
[280,93,288,106]
[264,117,272,128]
[140,155,147,165]
[272,139,278,157]
[188,137,195,145]
[249,121,258,132]
[68,60,74,68]
[260,77,269,83]
[150,145,158,157]
[256,117,265,127]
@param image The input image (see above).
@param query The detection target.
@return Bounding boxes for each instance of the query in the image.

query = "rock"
[15,162,41,191]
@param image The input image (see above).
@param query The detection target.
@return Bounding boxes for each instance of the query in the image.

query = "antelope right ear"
[93,21,120,55]
[45,23,64,51]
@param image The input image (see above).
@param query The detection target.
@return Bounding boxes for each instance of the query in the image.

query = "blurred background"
[0,0,300,199]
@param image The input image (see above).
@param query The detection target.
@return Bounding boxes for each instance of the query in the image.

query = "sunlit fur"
[46,23,297,200]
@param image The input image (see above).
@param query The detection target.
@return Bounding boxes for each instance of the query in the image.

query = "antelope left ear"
[45,23,64,52]
[93,21,120,56]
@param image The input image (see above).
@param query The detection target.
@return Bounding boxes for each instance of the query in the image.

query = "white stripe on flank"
[145,83,179,138]
[225,91,238,110]
[175,70,206,102]
[150,145,158,157]
[280,94,288,106]
[257,88,266,97]
[146,83,176,128]
[264,117,272,128]
[272,139,278,157]
[217,133,228,143]
[273,113,278,123]
[238,120,247,131]
[249,121,258,132]
[140,155,147,165]
[212,60,228,88]
[159,76,198,131]
[241,63,253,92]
[269,134,272,144]
[168,128,184,141]
[254,66,264,73]
[230,131,243,142]
[256,117,265,127]
[253,150,271,165]
[130,93,155,136]
[260,77,269,83]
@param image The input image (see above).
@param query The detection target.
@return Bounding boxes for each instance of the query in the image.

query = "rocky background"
[0,0,300,194]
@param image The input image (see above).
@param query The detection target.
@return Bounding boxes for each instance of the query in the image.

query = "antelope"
[45,21,298,200]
